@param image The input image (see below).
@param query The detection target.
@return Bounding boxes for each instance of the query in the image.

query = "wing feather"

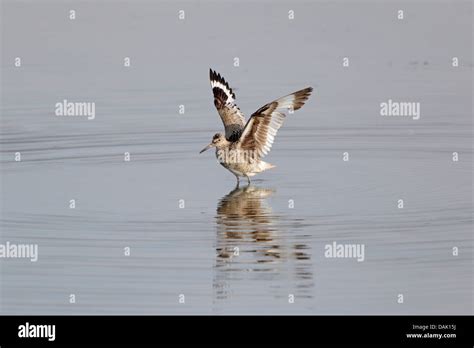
[238,87,313,158]
[210,69,246,142]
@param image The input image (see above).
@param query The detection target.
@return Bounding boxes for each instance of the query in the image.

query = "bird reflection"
[216,185,279,259]
[213,185,313,304]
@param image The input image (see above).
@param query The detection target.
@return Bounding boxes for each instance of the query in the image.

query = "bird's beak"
[199,143,214,154]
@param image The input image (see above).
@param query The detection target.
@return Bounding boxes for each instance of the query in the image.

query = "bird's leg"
[245,175,251,185]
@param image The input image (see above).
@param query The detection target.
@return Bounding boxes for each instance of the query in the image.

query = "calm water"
[0,1,472,314]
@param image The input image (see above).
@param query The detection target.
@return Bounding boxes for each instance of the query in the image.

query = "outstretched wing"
[210,69,246,142]
[238,87,313,158]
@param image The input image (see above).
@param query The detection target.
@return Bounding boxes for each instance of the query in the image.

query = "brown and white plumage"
[203,69,313,185]
[210,69,246,142]
[238,87,313,158]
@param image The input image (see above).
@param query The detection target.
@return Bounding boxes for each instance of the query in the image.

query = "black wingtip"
[300,87,313,95]
[291,87,314,111]
[209,69,236,100]
[299,87,314,98]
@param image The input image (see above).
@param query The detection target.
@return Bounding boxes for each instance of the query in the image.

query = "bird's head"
[199,133,228,153]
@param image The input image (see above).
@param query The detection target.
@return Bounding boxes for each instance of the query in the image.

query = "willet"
[200,69,313,186]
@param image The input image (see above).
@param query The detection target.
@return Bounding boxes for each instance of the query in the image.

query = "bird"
[200,69,313,186]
